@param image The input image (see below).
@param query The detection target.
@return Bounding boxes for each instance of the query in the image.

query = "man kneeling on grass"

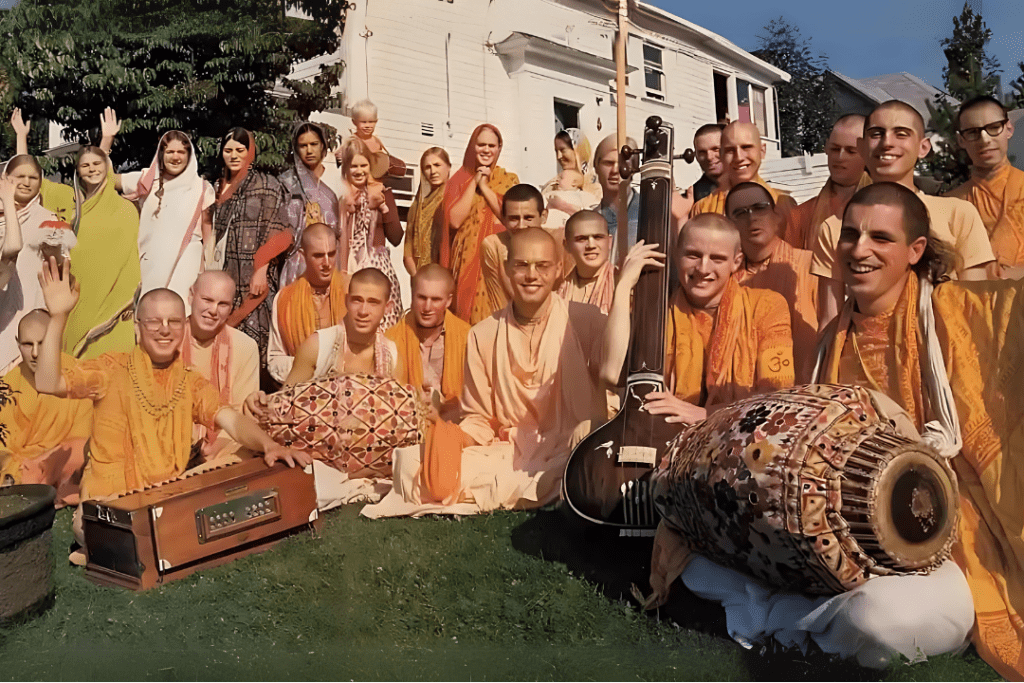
[33,258,310,561]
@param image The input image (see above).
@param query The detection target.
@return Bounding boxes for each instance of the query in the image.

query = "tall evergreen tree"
[0,0,348,175]
[752,17,835,157]
[923,2,1001,190]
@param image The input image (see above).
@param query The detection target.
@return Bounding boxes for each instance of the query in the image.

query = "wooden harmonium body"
[82,459,321,590]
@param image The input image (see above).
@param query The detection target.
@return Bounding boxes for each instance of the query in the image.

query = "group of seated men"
[2,95,1024,676]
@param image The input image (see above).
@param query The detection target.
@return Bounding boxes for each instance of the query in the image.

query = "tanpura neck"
[972,159,1010,182]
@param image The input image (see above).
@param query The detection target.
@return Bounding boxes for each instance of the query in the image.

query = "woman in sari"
[209,128,292,388]
[279,121,342,287]
[338,139,403,329]
[64,146,141,359]
[403,147,451,276]
[113,130,216,305]
[440,124,517,323]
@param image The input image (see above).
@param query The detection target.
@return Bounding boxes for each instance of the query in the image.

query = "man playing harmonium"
[601,213,795,424]
[363,227,607,518]
[33,257,311,554]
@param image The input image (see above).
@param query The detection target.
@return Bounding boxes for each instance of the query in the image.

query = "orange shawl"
[689,174,791,218]
[385,310,470,404]
[788,172,872,250]
[949,164,1024,268]
[664,278,794,407]
[932,279,1024,680]
[275,272,349,355]
[558,260,616,314]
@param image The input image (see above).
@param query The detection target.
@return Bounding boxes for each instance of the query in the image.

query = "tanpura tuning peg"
[619,144,641,179]
[674,148,696,164]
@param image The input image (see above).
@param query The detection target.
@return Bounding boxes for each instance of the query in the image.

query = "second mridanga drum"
[653,384,958,594]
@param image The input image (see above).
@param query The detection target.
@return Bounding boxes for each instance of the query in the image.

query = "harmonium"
[82,458,322,590]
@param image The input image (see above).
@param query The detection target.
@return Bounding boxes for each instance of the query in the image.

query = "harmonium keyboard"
[82,458,322,590]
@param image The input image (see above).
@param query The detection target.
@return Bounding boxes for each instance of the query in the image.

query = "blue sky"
[650,0,1024,94]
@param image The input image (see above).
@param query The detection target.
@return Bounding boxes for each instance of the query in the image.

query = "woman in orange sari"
[440,125,518,323]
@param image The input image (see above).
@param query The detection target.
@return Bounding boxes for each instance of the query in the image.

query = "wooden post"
[614,0,629,267]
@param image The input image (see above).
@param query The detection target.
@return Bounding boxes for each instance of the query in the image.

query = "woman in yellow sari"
[64,147,141,358]
[440,124,518,323]
[403,147,451,276]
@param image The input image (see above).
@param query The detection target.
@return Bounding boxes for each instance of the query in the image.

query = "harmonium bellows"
[82,459,321,591]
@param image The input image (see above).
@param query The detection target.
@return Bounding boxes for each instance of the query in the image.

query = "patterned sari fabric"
[405,183,445,270]
[212,170,292,366]
[261,373,423,477]
[344,189,402,328]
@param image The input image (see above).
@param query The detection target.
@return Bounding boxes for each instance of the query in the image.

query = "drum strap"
[917,278,962,458]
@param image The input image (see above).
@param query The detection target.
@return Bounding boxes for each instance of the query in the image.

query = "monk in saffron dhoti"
[267,223,348,383]
[947,95,1024,279]
[558,210,615,314]
[811,100,997,323]
[649,183,976,669]
[363,228,607,518]
[33,258,311,559]
[478,184,550,318]
[689,122,796,229]
[386,264,469,421]
[0,310,91,507]
[787,114,870,254]
[725,182,818,383]
[602,214,794,426]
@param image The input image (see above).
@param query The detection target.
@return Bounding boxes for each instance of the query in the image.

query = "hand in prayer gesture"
[38,256,79,317]
[100,107,121,139]
[475,166,492,190]
[618,239,666,291]
[10,108,29,140]
[643,391,706,425]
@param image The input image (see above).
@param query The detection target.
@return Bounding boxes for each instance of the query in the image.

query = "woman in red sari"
[440,124,518,323]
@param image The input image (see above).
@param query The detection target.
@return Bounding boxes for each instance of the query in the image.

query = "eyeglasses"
[959,119,1009,142]
[138,317,185,332]
[509,260,556,275]
[729,202,773,220]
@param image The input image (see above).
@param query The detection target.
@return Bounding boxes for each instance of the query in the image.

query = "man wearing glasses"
[949,96,1023,278]
[32,258,310,550]
[725,182,818,383]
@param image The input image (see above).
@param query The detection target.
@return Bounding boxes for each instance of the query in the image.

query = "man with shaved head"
[948,95,1024,277]
[690,122,797,229]
[788,114,870,252]
[267,222,349,383]
[811,100,996,321]
[33,258,310,556]
[0,308,91,506]
[364,227,607,518]
[690,123,725,203]
[602,214,794,424]
[385,264,470,419]
[559,210,615,314]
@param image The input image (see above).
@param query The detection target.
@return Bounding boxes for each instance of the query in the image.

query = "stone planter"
[0,484,57,624]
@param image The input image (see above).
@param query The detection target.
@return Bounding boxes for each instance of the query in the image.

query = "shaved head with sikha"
[411,263,455,295]
[676,214,743,310]
[17,309,50,342]
[721,122,765,186]
[300,222,337,251]
[137,288,186,319]
[349,267,392,299]
[506,228,561,313]
[190,270,236,341]
[16,309,50,376]
[136,288,187,367]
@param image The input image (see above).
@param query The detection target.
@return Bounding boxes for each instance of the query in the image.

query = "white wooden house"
[305,0,790,192]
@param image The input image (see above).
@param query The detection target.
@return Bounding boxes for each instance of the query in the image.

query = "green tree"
[923,2,1001,190]
[0,0,348,177]
[752,17,835,157]
[1009,63,1024,110]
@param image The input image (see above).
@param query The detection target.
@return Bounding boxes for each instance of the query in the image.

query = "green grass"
[0,505,1001,681]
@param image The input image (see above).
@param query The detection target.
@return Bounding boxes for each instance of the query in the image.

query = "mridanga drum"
[653,384,958,594]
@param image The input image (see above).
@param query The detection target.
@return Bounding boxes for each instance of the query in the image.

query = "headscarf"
[405,148,449,269]
[440,124,503,268]
[548,128,600,198]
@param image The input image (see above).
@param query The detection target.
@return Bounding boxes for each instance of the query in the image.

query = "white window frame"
[642,42,666,102]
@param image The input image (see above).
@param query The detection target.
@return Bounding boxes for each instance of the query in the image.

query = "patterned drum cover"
[261,374,424,477]
[654,384,958,595]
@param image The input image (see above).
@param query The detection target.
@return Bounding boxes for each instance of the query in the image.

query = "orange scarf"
[386,310,469,403]
[276,272,349,355]
[665,278,794,407]
[951,165,1024,268]
[421,419,465,504]
[558,260,616,314]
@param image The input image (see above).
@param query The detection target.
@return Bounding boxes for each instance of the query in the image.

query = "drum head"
[871,449,958,569]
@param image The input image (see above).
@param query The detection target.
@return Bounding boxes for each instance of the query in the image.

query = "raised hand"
[0,175,17,209]
[38,256,79,317]
[10,108,29,139]
[100,107,121,139]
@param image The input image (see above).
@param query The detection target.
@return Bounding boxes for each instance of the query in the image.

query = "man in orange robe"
[268,223,348,383]
[811,100,996,324]
[385,264,469,421]
[724,182,818,383]
[363,228,607,518]
[787,114,871,252]
[603,213,794,425]
[689,122,797,230]
[479,184,550,319]
[0,310,91,506]
[948,95,1024,278]
[558,210,615,314]
[34,259,310,550]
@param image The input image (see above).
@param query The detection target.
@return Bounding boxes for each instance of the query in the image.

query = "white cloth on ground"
[312,459,391,511]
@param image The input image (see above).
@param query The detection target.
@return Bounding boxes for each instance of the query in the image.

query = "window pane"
[643,43,662,67]
[736,80,751,125]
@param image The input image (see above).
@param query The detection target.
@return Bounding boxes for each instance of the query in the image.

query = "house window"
[554,99,581,133]
[643,43,665,101]
[713,72,729,123]
[737,80,767,137]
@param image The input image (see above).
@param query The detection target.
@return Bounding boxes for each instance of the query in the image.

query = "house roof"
[856,72,957,121]
[828,70,891,104]
[596,0,790,83]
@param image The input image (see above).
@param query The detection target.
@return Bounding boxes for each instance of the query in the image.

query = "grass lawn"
[0,504,1001,681]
